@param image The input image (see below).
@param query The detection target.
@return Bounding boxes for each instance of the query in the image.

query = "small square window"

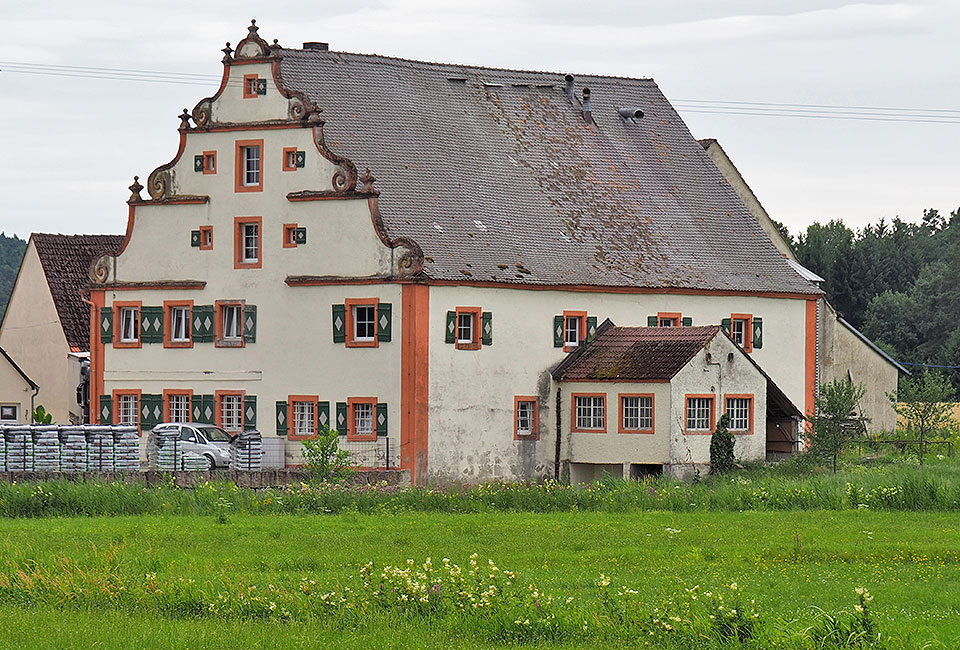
[0,405,18,422]
[243,74,259,99]
[202,151,216,174]
[200,226,213,250]
[283,223,299,248]
[457,312,474,344]
[354,305,376,341]
[620,395,654,432]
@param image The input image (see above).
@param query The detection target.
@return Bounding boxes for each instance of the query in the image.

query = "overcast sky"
[1,0,957,240]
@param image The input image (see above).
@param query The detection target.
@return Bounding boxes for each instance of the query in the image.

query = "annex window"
[514,396,539,440]
[573,394,606,432]
[218,392,244,433]
[0,405,19,422]
[620,394,654,433]
[235,139,264,192]
[234,217,262,268]
[293,399,316,438]
[685,396,715,433]
[725,396,753,434]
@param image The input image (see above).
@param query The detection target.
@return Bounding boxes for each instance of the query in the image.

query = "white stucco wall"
[0,241,73,423]
[426,285,804,482]
[0,355,34,424]
[669,334,767,476]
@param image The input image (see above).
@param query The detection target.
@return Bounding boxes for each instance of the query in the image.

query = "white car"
[149,422,234,469]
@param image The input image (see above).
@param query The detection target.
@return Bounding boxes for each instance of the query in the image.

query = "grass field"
[0,509,957,649]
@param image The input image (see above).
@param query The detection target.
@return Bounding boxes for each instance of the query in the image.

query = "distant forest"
[0,233,26,321]
[786,206,960,394]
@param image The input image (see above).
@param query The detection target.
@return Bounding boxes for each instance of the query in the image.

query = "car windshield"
[197,426,232,442]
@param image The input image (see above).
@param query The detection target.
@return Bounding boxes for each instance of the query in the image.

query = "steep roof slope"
[32,234,123,351]
[279,49,819,294]
[554,325,720,381]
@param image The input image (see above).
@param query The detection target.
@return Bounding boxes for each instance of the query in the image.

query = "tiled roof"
[278,49,819,294]
[553,325,720,381]
[32,234,124,351]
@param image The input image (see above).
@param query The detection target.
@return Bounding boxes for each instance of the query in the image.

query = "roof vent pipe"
[564,74,575,102]
[581,87,592,123]
[303,42,329,51]
[617,107,644,121]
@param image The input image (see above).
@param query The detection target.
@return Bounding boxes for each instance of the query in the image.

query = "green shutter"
[446,311,457,344]
[336,402,348,435]
[99,394,112,425]
[243,394,257,429]
[332,304,346,343]
[276,401,288,436]
[191,230,201,247]
[317,401,330,432]
[195,395,214,424]
[647,316,658,327]
[481,311,493,345]
[376,403,388,437]
[256,79,267,95]
[586,316,598,342]
[194,155,204,172]
[295,227,307,244]
[721,318,732,336]
[243,304,257,343]
[141,394,162,430]
[295,151,306,168]
[752,317,763,349]
[553,315,564,347]
[377,302,392,342]
[192,305,214,343]
[681,317,692,327]
[140,307,164,344]
[100,307,113,344]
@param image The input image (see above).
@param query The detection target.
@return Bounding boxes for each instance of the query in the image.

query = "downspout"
[30,386,39,423]
[554,385,562,481]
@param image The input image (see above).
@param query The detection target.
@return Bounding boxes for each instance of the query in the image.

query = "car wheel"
[203,454,216,470]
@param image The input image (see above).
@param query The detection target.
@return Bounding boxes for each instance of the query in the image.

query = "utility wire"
[898,362,960,370]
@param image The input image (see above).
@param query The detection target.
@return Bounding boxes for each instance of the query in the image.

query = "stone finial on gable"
[127,176,143,204]
[234,18,274,60]
[221,42,234,63]
[178,108,192,130]
[360,169,379,195]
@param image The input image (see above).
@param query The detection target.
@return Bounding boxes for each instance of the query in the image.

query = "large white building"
[88,21,822,484]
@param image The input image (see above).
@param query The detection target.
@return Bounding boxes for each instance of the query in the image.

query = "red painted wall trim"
[401,284,429,485]
[89,289,105,424]
[805,298,818,428]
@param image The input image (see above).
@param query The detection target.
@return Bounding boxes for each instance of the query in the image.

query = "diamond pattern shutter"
[752,317,763,349]
[682,317,692,327]
[276,401,288,436]
[377,302,392,342]
[294,151,306,168]
[553,315,564,347]
[100,307,113,344]
[140,307,164,344]
[481,311,493,346]
[647,316,658,327]
[317,401,330,432]
[376,403,388,437]
[194,155,204,172]
[446,311,457,344]
[192,305,214,343]
[586,316,598,342]
[243,304,257,343]
[295,227,307,244]
[191,230,201,247]
[243,394,257,429]
[99,394,112,425]
[140,394,162,430]
[332,304,346,343]
[256,79,267,95]
[336,402,348,435]
[721,318,732,336]
[192,395,215,424]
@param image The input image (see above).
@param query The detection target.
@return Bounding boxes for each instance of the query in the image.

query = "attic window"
[243,74,266,98]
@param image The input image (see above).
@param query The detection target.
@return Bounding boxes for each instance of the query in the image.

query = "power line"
[899,362,960,370]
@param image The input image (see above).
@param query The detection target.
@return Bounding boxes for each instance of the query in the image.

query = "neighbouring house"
[87,21,823,484]
[551,323,802,481]
[0,234,123,424]
[0,346,38,424]
[699,138,907,433]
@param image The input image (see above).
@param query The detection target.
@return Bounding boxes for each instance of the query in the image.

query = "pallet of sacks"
[113,427,140,472]
[32,426,61,472]
[59,426,88,473]
[180,451,210,471]
[86,426,115,472]
[4,426,34,472]
[230,430,263,471]
[154,430,181,472]
[0,425,7,472]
